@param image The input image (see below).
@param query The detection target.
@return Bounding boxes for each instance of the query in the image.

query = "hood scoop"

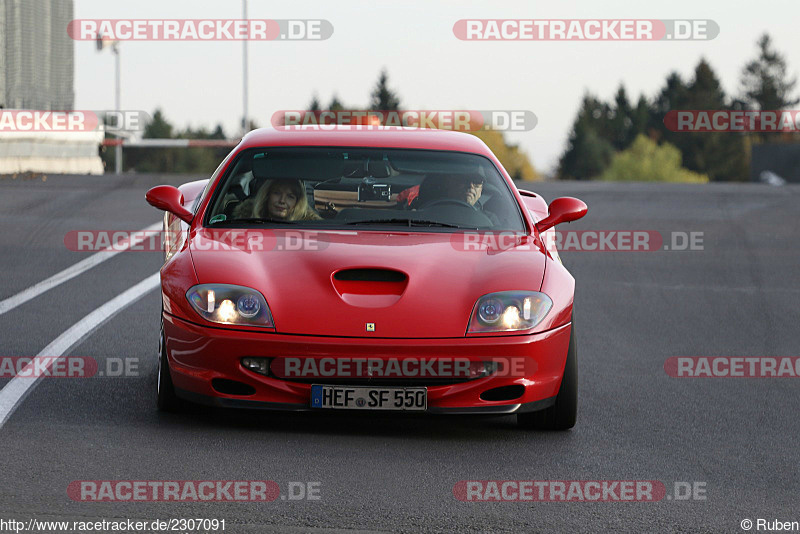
[331,268,408,308]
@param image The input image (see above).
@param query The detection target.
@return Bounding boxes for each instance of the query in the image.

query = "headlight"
[468,291,552,333]
[186,284,274,328]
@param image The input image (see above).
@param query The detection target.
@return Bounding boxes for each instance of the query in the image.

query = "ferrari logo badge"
[366,323,375,332]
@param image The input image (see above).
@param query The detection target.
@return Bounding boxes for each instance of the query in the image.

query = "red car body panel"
[163,314,571,412]
[157,126,579,413]
[177,179,209,207]
[187,229,546,338]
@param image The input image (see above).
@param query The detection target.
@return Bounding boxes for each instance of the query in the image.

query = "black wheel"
[518,320,577,430]
[157,317,181,412]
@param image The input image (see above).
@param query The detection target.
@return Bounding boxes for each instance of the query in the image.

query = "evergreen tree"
[558,94,615,179]
[210,124,226,139]
[686,59,727,109]
[328,95,345,112]
[650,72,688,143]
[369,70,401,111]
[608,85,634,151]
[740,34,799,110]
[143,109,173,139]
[680,59,748,181]
[134,109,177,173]
[632,95,651,140]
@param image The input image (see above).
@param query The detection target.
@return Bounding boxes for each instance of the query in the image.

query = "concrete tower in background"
[0,0,74,110]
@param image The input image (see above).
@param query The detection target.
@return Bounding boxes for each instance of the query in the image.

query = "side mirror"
[536,197,587,233]
[145,185,194,223]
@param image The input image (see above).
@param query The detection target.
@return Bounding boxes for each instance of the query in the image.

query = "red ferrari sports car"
[146,126,587,430]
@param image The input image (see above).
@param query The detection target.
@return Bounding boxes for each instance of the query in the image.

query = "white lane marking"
[0,222,161,316]
[0,272,161,428]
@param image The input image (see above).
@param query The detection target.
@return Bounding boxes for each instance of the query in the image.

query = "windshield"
[204,147,525,231]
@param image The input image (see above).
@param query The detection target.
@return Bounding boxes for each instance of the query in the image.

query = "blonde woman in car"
[234,178,321,221]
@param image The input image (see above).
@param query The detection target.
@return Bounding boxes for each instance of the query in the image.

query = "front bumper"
[163,313,572,413]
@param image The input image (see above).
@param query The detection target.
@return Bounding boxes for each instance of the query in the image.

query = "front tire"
[157,317,181,412]
[517,320,577,430]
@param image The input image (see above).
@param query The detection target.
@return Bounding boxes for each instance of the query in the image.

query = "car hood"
[189,229,545,338]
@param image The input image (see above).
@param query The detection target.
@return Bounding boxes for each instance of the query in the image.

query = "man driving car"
[414,173,499,224]
[443,174,484,206]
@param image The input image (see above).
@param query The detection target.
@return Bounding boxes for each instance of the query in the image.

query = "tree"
[175,126,229,173]
[631,95,651,141]
[369,69,401,111]
[125,110,228,174]
[328,95,345,112]
[210,124,226,140]
[561,125,614,180]
[558,94,615,179]
[645,60,749,181]
[143,109,173,139]
[686,59,728,110]
[600,135,708,183]
[127,109,177,173]
[308,95,321,112]
[653,72,687,115]
[740,34,799,111]
[650,72,688,144]
[678,59,748,181]
[608,85,634,151]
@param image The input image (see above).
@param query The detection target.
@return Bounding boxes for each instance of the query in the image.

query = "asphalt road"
[0,173,798,533]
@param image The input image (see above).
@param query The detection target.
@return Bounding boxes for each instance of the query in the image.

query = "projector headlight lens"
[236,294,261,318]
[477,298,504,324]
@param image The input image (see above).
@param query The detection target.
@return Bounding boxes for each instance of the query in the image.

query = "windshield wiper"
[345,218,465,229]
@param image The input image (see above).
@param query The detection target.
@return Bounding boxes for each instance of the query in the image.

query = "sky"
[73,0,800,176]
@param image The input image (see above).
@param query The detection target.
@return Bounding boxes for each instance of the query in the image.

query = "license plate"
[310,385,427,411]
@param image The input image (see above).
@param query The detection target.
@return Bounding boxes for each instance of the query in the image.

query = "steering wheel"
[421,199,476,210]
